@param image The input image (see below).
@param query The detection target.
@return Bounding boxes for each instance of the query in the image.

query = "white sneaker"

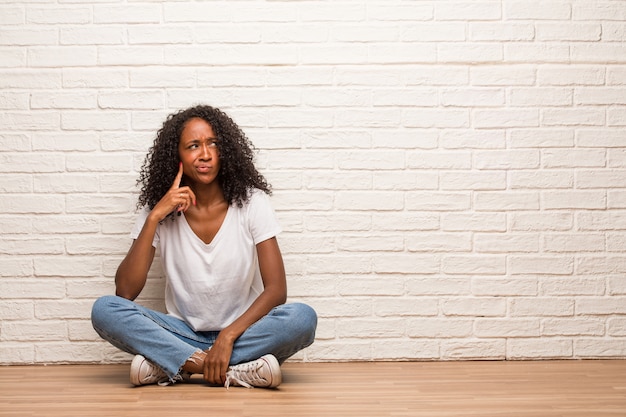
[224,354,282,389]
[130,355,190,386]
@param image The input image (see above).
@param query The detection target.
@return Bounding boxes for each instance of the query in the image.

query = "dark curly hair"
[136,105,271,216]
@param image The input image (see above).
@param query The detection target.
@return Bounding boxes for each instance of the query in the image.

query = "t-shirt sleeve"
[247,190,282,244]
[129,206,159,248]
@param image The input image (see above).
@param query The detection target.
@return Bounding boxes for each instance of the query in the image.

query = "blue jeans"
[91,295,317,381]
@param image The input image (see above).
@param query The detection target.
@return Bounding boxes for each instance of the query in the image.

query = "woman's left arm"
[203,237,287,385]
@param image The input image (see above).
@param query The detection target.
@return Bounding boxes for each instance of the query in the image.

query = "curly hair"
[136,105,271,215]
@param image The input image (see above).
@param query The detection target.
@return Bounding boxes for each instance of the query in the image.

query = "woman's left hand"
[203,334,234,386]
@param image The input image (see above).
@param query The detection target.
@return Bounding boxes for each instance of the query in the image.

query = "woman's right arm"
[114,213,160,301]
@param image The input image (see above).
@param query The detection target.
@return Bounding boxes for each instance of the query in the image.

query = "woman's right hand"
[149,162,197,222]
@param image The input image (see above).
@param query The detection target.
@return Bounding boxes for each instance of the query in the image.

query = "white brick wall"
[1,0,626,364]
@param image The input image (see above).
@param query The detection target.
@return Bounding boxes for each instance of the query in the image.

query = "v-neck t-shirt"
[130,189,282,331]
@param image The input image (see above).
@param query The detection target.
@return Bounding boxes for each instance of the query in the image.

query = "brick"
[475,318,540,337]
[608,318,626,336]
[27,7,91,24]
[338,278,405,297]
[372,88,437,107]
[441,88,505,107]
[93,5,161,24]
[337,318,406,338]
[509,129,575,148]
[0,6,24,26]
[0,28,57,46]
[575,339,626,358]
[34,257,101,277]
[367,4,433,21]
[28,46,96,67]
[373,254,439,274]
[543,150,606,168]
[373,171,438,191]
[443,297,508,318]
[608,107,626,126]
[473,109,539,128]
[509,171,574,189]
[577,130,626,147]
[508,256,574,275]
[473,150,540,169]
[0,174,32,193]
[571,43,626,63]
[407,318,473,338]
[406,191,471,211]
[470,23,534,41]
[372,213,439,232]
[0,301,33,320]
[435,2,502,20]
[441,129,505,149]
[543,190,606,210]
[540,277,605,296]
[536,23,601,41]
[441,340,506,360]
[472,277,538,296]
[442,213,506,232]
[438,43,503,63]
[471,65,536,86]
[510,88,573,107]
[577,170,626,189]
[335,191,404,211]
[338,150,405,170]
[60,27,125,45]
[442,255,506,275]
[61,112,129,131]
[65,154,132,172]
[575,88,626,105]
[407,277,470,296]
[408,151,471,169]
[510,212,573,231]
[98,46,163,66]
[509,297,574,316]
[0,111,60,131]
[505,43,570,63]
[98,90,164,110]
[374,298,438,317]
[572,2,626,21]
[406,232,472,252]
[130,68,196,88]
[542,318,605,336]
[401,23,465,42]
[538,65,605,86]
[372,340,439,360]
[474,191,540,211]
[1,321,67,342]
[507,339,573,359]
[505,2,571,20]
[0,47,25,68]
[63,69,128,88]
[473,234,539,254]
[0,258,33,277]
[441,171,506,191]
[268,24,329,43]
[544,233,605,253]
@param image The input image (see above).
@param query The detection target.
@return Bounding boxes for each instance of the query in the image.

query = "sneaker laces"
[224,361,265,389]
[157,372,189,387]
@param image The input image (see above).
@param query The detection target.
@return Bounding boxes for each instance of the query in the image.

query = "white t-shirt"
[130,189,282,331]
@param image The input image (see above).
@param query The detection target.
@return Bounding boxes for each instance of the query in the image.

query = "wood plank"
[0,360,625,416]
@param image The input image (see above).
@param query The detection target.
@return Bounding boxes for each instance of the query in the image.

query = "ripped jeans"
[91,295,317,381]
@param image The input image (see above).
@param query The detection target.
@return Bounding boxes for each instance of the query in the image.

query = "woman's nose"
[199,143,211,160]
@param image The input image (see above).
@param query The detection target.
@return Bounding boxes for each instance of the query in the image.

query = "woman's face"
[178,117,221,187]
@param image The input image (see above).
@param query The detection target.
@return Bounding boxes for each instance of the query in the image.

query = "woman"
[91,105,317,388]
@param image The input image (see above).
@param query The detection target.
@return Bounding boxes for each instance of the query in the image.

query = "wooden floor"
[1,360,625,416]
